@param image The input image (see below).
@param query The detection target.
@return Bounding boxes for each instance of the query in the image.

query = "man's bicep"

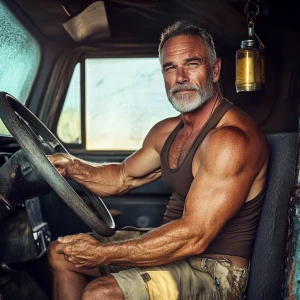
[185,169,252,224]
[184,129,261,241]
[121,120,170,188]
[183,173,253,249]
[122,142,162,189]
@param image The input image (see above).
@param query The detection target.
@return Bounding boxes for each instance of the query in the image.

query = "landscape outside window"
[58,58,177,151]
[57,63,82,144]
[86,58,178,150]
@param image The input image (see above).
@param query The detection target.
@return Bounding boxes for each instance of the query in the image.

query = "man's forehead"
[160,35,207,63]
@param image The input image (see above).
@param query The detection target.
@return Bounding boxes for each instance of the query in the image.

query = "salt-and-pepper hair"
[158,20,217,66]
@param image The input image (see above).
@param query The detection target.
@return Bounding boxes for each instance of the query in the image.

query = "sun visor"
[62,1,110,42]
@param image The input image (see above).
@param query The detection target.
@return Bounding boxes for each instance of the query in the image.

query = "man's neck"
[180,90,222,132]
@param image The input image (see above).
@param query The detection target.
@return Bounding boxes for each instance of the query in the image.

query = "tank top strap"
[161,98,233,171]
[189,98,233,154]
[161,119,183,164]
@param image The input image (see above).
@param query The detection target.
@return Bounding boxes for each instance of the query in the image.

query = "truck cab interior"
[0,0,299,299]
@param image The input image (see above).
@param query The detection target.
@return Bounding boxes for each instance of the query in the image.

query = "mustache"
[169,83,199,94]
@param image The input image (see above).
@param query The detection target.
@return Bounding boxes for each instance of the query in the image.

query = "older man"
[48,20,269,300]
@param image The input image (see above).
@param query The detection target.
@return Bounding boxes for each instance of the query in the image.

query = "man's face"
[160,35,215,113]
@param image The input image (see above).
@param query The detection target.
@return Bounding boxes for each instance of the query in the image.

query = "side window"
[57,57,177,151]
[57,63,82,144]
[0,3,41,135]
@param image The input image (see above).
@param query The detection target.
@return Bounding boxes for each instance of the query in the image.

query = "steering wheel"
[0,92,116,237]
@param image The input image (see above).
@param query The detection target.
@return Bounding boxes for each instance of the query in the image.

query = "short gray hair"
[158,20,217,65]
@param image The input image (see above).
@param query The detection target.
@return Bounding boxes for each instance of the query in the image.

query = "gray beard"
[167,77,215,113]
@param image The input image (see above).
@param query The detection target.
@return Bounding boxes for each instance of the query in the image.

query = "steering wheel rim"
[0,92,116,237]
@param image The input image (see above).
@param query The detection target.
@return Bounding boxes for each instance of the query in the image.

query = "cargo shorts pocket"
[229,266,248,298]
[187,257,224,298]
[217,261,249,300]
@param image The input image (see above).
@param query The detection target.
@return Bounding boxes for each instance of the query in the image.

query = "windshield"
[0,3,41,135]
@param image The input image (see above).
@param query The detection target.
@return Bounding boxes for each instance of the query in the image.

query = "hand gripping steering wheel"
[0,92,116,237]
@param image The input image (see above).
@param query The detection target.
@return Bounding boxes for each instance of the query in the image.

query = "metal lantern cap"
[241,38,260,48]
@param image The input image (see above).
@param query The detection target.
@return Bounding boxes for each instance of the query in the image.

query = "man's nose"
[176,66,189,83]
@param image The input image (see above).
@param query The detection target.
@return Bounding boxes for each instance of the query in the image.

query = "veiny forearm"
[98,218,208,267]
[68,158,127,197]
[66,157,161,197]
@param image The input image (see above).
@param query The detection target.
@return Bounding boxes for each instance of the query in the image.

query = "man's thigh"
[107,258,221,300]
[105,258,248,300]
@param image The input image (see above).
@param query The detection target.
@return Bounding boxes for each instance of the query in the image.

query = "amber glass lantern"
[235,37,265,92]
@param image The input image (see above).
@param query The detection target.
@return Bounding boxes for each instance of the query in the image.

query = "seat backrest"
[246,133,298,299]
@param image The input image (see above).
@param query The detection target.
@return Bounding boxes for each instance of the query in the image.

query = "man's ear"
[212,58,221,83]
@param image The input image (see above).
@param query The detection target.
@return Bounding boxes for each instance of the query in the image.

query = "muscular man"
[48,20,269,300]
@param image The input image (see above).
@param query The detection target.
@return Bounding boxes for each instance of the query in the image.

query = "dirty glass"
[85,58,177,150]
[0,3,41,135]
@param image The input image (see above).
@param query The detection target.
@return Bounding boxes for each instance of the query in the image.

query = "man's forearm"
[68,158,127,197]
[98,218,206,267]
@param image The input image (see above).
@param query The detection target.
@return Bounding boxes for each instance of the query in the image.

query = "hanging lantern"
[235,3,265,92]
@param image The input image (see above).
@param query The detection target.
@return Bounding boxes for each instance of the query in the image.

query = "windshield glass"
[0,3,41,135]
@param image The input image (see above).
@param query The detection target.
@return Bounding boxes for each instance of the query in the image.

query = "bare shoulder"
[200,106,269,175]
[215,105,268,148]
[144,115,181,154]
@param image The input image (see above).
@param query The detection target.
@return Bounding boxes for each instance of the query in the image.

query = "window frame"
[53,53,168,155]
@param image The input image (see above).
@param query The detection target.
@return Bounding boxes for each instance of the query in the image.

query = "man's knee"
[48,240,66,271]
[82,275,124,300]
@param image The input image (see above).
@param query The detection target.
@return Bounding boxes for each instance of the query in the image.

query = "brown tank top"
[160,98,265,259]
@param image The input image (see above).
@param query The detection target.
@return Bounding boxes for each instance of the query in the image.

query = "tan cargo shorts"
[94,231,249,300]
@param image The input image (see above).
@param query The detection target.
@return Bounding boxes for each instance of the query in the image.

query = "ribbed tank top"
[160,98,265,259]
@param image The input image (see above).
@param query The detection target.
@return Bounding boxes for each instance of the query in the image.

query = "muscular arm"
[56,126,269,268]
[48,123,164,197]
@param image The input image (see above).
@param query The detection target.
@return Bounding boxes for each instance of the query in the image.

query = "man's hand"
[55,233,104,269]
[47,153,76,178]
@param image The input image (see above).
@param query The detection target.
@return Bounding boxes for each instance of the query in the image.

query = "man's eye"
[187,62,199,68]
[165,66,176,72]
